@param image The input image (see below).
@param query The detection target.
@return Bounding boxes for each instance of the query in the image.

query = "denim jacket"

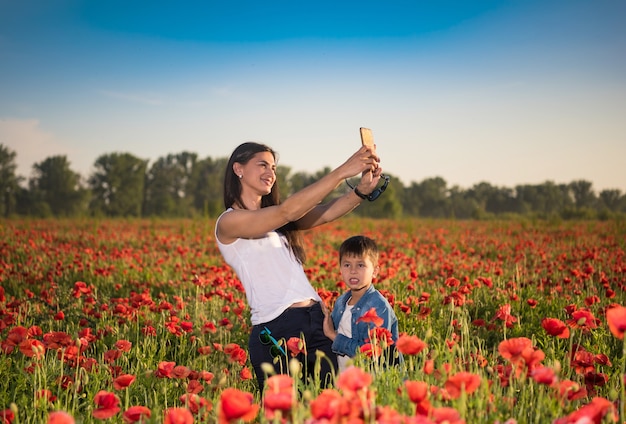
[330,284,400,358]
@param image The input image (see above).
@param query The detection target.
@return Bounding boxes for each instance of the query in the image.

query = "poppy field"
[1,217,626,423]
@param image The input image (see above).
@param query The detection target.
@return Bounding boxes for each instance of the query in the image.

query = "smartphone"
[360,127,374,147]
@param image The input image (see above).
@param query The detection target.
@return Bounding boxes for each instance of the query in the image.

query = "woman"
[215,141,383,391]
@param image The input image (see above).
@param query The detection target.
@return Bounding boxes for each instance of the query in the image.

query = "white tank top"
[215,210,321,325]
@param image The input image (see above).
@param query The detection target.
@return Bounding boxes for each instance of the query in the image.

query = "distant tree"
[275,164,295,200]
[29,155,88,217]
[402,181,422,217]
[88,152,148,217]
[144,152,197,216]
[598,189,622,212]
[288,171,318,198]
[569,180,596,210]
[466,182,516,215]
[515,181,573,216]
[0,144,21,217]
[413,177,450,218]
[448,186,477,219]
[190,157,228,218]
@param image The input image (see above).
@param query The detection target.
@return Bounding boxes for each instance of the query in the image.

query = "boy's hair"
[339,235,379,264]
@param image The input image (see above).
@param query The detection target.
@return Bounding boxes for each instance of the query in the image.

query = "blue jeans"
[249,302,338,391]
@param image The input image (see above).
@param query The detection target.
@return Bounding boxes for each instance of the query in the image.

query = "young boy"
[322,235,401,372]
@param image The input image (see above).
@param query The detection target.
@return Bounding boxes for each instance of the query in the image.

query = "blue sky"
[1,0,625,192]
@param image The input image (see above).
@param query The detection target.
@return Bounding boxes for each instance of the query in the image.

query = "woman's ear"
[232,163,242,177]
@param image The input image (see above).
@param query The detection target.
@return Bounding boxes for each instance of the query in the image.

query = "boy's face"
[340,253,379,292]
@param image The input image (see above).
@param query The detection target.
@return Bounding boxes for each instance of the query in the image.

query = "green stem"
[619,337,626,421]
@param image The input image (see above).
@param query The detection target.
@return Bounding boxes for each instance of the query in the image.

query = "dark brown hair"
[339,235,379,264]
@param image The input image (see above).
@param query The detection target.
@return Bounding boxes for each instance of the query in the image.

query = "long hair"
[223,142,306,263]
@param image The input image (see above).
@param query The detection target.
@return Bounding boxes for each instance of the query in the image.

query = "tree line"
[1,143,625,220]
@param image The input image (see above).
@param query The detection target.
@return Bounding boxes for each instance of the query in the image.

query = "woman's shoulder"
[216,208,234,224]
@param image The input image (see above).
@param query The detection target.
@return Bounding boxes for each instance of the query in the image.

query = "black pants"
[249,302,338,391]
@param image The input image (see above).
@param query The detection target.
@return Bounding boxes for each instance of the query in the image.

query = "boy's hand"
[321,302,337,341]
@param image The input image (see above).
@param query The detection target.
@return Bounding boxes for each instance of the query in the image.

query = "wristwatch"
[353,187,369,200]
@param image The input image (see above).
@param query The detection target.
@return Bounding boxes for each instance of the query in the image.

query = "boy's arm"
[332,334,360,357]
[323,311,337,341]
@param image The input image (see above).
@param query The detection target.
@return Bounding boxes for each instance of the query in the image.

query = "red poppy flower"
[430,406,463,424]
[444,372,481,399]
[92,390,121,419]
[0,409,14,424]
[179,394,212,415]
[357,308,384,327]
[19,339,45,359]
[163,407,193,424]
[224,344,247,365]
[155,361,176,378]
[198,370,215,384]
[498,337,533,362]
[542,318,570,339]
[286,337,305,357]
[218,388,259,424]
[71,282,91,298]
[3,326,28,353]
[584,371,608,388]
[186,379,204,394]
[360,343,382,358]
[172,365,191,379]
[122,406,151,424]
[423,359,435,375]
[553,397,615,424]
[219,317,233,329]
[522,346,545,370]
[492,303,517,328]
[239,367,253,381]
[557,380,588,401]
[594,353,612,367]
[37,389,57,403]
[43,331,74,350]
[202,321,217,334]
[114,340,132,352]
[180,321,193,333]
[567,309,600,331]
[531,366,558,386]
[368,327,394,347]
[396,334,427,355]
[142,326,156,337]
[571,347,596,375]
[104,349,122,363]
[197,345,213,355]
[263,375,294,418]
[337,366,373,393]
[309,389,349,420]
[606,305,626,339]
[405,380,429,403]
[375,405,404,423]
[113,374,135,390]
[48,411,74,424]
